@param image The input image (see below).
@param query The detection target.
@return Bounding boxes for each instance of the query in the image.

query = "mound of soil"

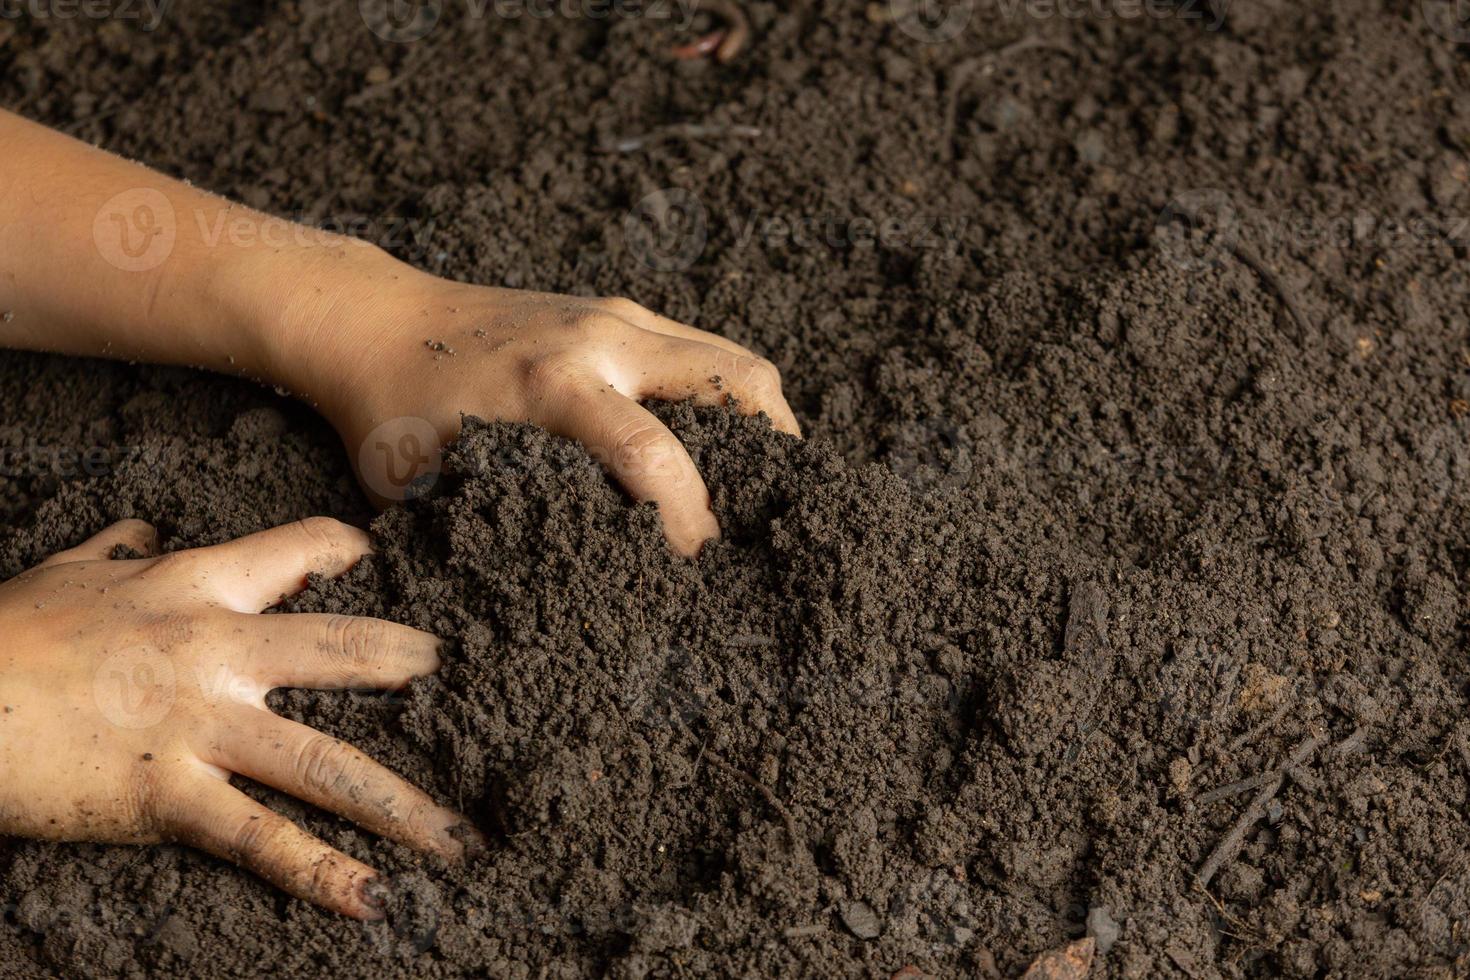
[3,1,1470,977]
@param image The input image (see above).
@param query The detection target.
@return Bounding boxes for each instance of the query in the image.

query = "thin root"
[941,37,1077,161]
[1197,735,1321,886]
[705,753,801,848]
[600,122,761,154]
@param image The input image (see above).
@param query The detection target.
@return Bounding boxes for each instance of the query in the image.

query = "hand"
[0,111,799,555]
[291,269,801,557]
[0,517,477,920]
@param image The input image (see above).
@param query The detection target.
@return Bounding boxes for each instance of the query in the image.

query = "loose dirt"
[2,1,1468,977]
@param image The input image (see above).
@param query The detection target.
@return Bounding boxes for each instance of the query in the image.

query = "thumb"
[40,518,158,567]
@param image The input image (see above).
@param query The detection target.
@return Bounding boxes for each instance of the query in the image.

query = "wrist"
[225,235,430,420]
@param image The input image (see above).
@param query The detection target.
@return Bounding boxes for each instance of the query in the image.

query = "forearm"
[0,107,407,404]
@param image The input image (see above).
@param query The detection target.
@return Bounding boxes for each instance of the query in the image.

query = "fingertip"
[351,873,388,921]
[413,631,444,675]
[440,819,488,862]
[665,506,720,558]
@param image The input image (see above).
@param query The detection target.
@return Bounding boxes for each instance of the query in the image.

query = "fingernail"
[358,876,388,920]
[445,820,488,860]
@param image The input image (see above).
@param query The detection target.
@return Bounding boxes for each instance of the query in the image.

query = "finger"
[196,704,477,861]
[544,386,720,556]
[180,517,372,613]
[231,612,441,690]
[164,774,383,920]
[601,297,759,360]
[628,335,802,437]
[41,518,158,566]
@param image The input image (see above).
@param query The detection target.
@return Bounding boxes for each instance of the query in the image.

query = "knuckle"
[293,516,355,551]
[292,734,360,796]
[226,809,278,862]
[307,850,343,898]
[522,353,583,397]
[140,549,201,580]
[324,615,388,679]
[601,296,647,319]
[112,517,157,537]
[751,356,783,388]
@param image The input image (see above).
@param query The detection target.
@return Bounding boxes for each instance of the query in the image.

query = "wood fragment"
[1063,580,1109,658]
[1199,733,1323,805]
[1227,695,1294,751]
[1021,937,1096,980]
[705,753,800,845]
[1198,735,1321,886]
[600,122,761,154]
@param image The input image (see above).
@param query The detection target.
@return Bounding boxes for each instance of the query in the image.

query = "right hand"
[286,267,801,556]
[0,517,477,920]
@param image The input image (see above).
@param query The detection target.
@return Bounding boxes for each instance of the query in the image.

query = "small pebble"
[1087,906,1121,954]
[365,65,391,85]
[840,900,881,940]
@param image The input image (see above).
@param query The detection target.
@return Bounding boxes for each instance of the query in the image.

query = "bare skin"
[0,108,800,555]
[0,106,797,912]
[0,516,478,920]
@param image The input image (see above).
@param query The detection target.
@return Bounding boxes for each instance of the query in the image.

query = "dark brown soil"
[3,1,1470,977]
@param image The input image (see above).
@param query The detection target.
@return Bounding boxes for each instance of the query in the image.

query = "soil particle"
[1,2,1469,979]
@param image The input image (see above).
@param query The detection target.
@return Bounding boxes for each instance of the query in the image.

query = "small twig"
[782,923,826,938]
[941,37,1076,161]
[705,753,800,846]
[1198,735,1321,886]
[670,0,749,63]
[1227,696,1295,751]
[600,122,761,154]
[1198,734,1322,805]
[1228,240,1314,335]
